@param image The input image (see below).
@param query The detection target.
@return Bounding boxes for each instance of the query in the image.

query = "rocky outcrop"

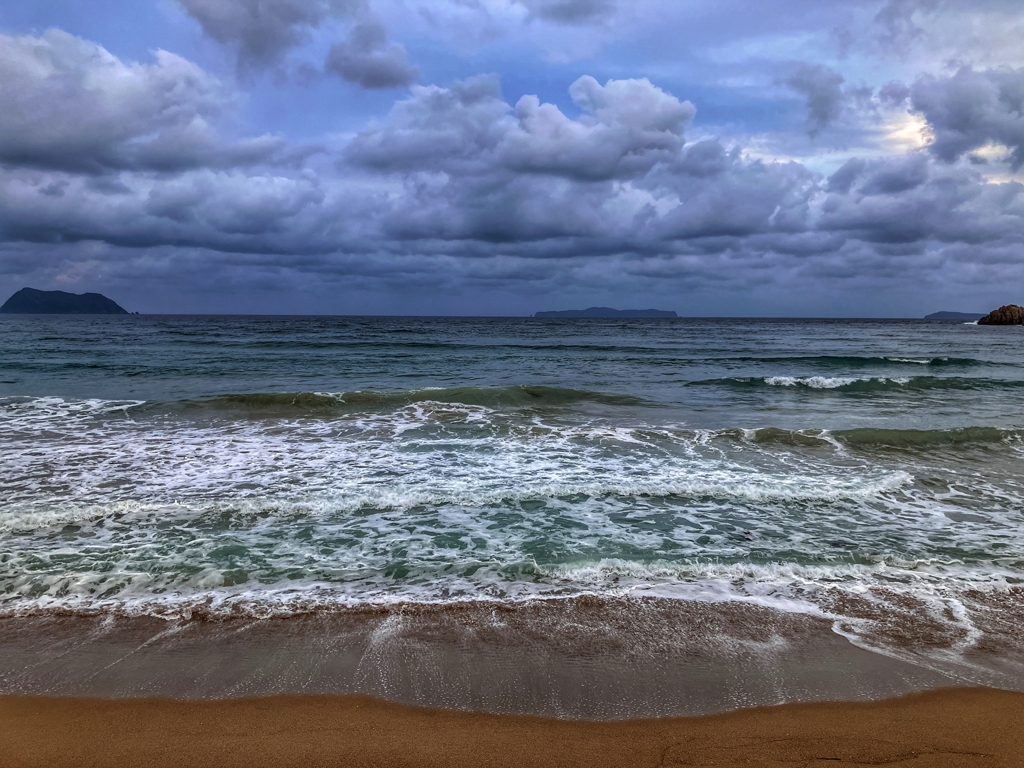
[0,288,128,314]
[977,305,1024,325]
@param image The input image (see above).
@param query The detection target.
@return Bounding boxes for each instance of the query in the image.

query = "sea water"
[2,315,1023,712]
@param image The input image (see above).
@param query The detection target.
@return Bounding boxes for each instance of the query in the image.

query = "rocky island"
[977,305,1024,325]
[534,307,678,318]
[0,288,128,314]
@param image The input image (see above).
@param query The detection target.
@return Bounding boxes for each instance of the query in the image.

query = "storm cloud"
[325,21,418,88]
[786,63,848,137]
[177,0,359,71]
[516,0,616,24]
[0,1,1023,315]
[911,66,1024,168]
[2,40,1018,267]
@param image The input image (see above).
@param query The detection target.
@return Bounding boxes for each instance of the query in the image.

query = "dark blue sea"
[2,315,1023,714]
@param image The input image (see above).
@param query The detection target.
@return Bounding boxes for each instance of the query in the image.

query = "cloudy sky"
[1,0,1023,315]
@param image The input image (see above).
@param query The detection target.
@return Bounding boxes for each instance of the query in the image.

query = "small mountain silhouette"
[0,288,128,314]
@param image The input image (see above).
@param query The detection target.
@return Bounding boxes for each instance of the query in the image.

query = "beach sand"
[2,687,1022,767]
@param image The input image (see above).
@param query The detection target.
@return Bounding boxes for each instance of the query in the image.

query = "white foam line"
[764,376,911,389]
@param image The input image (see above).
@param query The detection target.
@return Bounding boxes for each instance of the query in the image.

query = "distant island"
[0,287,128,314]
[534,307,678,318]
[924,311,985,320]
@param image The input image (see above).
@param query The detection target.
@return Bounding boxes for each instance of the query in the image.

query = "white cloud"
[0,29,284,173]
[348,75,695,180]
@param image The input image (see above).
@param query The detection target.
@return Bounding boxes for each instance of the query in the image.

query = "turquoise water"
[1,316,1023,675]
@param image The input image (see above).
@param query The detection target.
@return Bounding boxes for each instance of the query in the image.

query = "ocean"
[2,315,1023,717]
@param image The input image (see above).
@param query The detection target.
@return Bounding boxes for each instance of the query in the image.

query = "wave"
[765,375,910,389]
[0,386,652,424]
[836,426,1021,447]
[163,386,652,415]
[700,375,1024,392]
[3,558,1022,633]
[3,396,1023,450]
[714,355,988,368]
[708,425,1023,449]
[0,464,917,534]
[7,375,1024,431]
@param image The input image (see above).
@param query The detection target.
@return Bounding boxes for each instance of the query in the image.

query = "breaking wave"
[699,375,1024,392]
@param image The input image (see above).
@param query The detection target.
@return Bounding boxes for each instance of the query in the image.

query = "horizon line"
[0,312,986,320]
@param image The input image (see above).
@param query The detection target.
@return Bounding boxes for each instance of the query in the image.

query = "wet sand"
[4,598,1023,766]
[2,687,1023,767]
[0,601,975,718]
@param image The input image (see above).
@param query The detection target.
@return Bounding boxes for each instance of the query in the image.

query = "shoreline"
[3,687,1023,767]
[1,598,999,719]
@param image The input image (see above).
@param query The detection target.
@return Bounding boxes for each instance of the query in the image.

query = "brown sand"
[2,687,1022,768]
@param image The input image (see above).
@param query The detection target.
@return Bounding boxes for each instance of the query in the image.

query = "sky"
[0,0,1023,315]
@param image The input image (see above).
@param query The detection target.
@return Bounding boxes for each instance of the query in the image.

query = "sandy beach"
[2,687,1022,768]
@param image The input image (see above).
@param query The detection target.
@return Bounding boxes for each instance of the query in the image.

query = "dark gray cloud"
[785,63,847,137]
[325,21,419,88]
[645,147,818,242]
[857,153,929,195]
[345,75,511,174]
[873,0,940,49]
[827,159,867,194]
[179,0,421,90]
[878,80,911,105]
[817,155,1024,247]
[177,0,359,71]
[517,0,616,24]
[911,66,1024,168]
[0,30,285,173]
